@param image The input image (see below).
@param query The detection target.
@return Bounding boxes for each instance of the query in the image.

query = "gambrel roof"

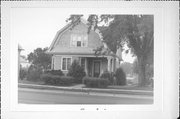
[48,22,74,52]
[47,18,120,59]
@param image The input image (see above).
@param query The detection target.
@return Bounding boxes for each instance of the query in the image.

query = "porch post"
[112,58,114,72]
[51,56,54,70]
[85,58,88,75]
[113,58,116,72]
[107,57,111,72]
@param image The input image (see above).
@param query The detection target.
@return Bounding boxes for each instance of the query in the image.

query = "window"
[67,58,71,70]
[62,57,71,70]
[77,41,81,47]
[71,34,88,47]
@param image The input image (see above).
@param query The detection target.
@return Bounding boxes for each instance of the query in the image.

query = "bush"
[41,74,74,86]
[115,68,126,85]
[100,71,113,84]
[67,60,86,83]
[59,76,74,85]
[27,65,43,81]
[40,73,57,85]
[44,69,64,76]
[19,68,28,80]
[83,77,109,88]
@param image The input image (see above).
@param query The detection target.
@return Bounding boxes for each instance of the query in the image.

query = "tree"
[120,62,133,76]
[66,15,153,86]
[27,47,51,70]
[88,15,153,86]
[66,15,83,30]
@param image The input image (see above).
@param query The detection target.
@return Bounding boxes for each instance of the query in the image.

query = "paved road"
[18,88,153,104]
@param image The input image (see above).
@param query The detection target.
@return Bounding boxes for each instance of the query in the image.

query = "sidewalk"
[18,83,153,96]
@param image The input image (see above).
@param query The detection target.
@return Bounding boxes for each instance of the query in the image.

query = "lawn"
[18,79,153,91]
[18,79,44,85]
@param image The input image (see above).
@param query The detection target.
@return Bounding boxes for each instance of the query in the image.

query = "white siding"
[53,55,62,70]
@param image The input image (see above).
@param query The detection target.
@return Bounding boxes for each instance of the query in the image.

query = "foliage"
[27,47,51,70]
[145,64,153,85]
[120,62,133,76]
[41,74,74,86]
[66,15,83,23]
[67,60,86,83]
[66,15,153,86]
[44,70,64,76]
[132,58,139,74]
[66,15,83,30]
[88,15,153,86]
[100,70,114,84]
[115,68,126,85]
[19,68,28,80]
[83,77,109,88]
[27,65,43,82]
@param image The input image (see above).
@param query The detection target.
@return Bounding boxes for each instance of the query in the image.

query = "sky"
[11,8,135,63]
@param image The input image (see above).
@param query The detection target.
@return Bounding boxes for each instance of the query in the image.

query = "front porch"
[51,54,117,77]
[79,56,116,77]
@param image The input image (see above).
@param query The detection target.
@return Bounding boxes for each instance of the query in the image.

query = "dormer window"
[71,34,88,47]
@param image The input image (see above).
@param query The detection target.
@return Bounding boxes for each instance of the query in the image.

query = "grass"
[18,79,44,85]
[18,79,79,87]
[108,85,153,91]
[19,79,153,91]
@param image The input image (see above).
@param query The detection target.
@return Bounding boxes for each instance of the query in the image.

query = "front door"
[93,61,100,77]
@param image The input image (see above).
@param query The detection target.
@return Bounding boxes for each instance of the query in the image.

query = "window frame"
[61,57,72,71]
[70,34,88,47]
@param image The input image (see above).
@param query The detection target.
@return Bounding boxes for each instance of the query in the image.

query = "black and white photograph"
[1,1,179,119]
[17,12,154,104]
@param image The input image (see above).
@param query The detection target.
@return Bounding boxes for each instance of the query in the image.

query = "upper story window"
[71,34,88,47]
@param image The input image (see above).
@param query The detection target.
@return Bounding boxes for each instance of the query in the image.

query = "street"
[18,88,153,104]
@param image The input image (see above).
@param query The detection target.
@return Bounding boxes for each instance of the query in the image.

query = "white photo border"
[1,1,179,119]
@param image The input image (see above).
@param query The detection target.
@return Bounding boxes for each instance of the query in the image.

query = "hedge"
[83,77,109,88]
[19,68,28,80]
[44,69,64,76]
[100,71,114,84]
[41,74,74,86]
[27,65,42,82]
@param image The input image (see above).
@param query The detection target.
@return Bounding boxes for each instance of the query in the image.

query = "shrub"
[40,73,57,85]
[44,69,64,76]
[27,65,43,81]
[67,60,86,83]
[100,71,113,84]
[41,74,74,86]
[83,77,109,88]
[115,68,126,85]
[59,76,74,85]
[19,68,28,80]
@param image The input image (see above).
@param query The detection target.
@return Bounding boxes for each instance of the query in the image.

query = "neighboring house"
[47,19,122,77]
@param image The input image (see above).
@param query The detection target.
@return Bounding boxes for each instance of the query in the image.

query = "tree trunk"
[137,56,147,87]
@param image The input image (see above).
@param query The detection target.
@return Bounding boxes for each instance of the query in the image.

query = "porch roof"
[47,52,114,58]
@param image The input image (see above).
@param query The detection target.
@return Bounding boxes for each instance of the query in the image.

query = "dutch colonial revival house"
[47,19,122,77]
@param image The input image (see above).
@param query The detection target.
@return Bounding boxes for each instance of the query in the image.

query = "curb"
[18,83,153,96]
